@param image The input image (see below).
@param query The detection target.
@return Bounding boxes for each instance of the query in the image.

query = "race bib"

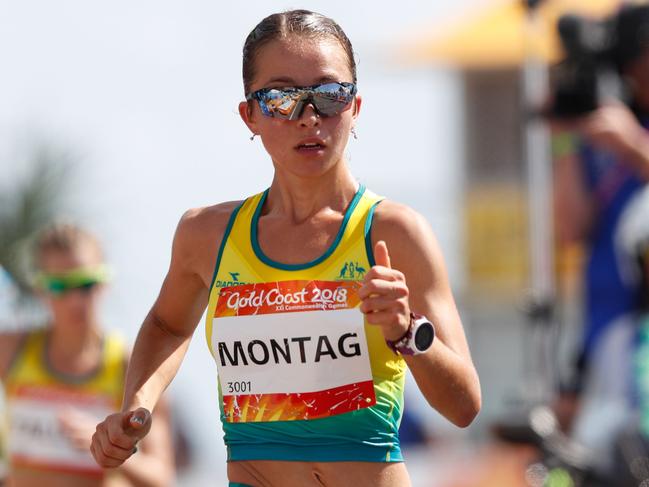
[212,280,376,423]
[8,385,113,473]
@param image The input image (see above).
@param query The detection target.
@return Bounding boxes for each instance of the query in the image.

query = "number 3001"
[227,381,252,394]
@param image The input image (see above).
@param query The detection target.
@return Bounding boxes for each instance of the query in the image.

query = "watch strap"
[385,313,418,356]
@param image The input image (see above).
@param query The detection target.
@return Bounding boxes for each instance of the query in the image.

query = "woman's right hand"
[91,407,152,468]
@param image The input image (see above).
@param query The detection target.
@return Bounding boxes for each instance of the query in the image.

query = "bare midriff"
[227,460,410,487]
[8,466,128,487]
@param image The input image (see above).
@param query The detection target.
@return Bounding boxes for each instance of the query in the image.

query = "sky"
[1,0,483,483]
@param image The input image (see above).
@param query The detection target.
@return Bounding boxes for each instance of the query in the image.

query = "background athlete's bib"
[8,385,111,473]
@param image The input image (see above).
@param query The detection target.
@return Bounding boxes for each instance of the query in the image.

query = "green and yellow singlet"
[205,184,407,462]
[4,329,125,475]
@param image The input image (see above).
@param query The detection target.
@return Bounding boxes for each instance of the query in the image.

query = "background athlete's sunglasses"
[246,82,357,120]
[36,265,110,296]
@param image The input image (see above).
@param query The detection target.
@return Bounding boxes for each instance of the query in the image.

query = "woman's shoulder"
[180,200,244,227]
[371,200,446,275]
[370,198,443,266]
[372,199,432,240]
[175,200,245,242]
[170,201,245,279]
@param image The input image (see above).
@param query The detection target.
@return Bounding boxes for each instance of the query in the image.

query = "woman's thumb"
[123,407,150,434]
[373,240,391,269]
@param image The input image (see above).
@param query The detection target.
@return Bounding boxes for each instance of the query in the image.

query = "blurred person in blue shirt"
[553,5,649,391]
[552,5,649,476]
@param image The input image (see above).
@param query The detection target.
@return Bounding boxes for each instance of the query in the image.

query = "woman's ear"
[239,101,257,137]
[352,95,362,119]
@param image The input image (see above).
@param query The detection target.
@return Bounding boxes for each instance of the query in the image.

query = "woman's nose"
[298,102,321,127]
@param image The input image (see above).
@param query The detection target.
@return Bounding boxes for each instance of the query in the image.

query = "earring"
[250,134,257,141]
[351,127,358,140]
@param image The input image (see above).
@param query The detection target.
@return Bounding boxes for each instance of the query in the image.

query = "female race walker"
[91,10,481,487]
[0,222,175,487]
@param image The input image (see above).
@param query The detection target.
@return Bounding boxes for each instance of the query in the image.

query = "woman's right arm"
[91,204,235,468]
[121,210,211,415]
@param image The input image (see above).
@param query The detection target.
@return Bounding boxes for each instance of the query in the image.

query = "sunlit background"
[1,0,625,485]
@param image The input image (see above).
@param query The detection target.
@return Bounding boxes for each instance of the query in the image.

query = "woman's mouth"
[297,142,324,150]
[295,138,326,152]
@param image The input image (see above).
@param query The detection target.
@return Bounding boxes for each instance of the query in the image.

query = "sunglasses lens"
[259,89,306,120]
[47,280,67,295]
[311,83,355,116]
[77,281,99,293]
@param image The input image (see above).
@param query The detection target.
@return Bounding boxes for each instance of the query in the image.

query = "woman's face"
[240,35,361,179]
[38,244,104,330]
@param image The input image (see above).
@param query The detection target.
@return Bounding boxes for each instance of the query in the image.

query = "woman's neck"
[267,166,359,223]
[47,321,102,375]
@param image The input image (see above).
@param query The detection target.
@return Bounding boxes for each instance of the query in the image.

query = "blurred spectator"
[0,266,19,486]
[552,5,649,477]
[0,222,175,487]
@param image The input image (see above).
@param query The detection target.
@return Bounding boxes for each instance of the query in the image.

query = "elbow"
[453,395,481,428]
[451,379,482,428]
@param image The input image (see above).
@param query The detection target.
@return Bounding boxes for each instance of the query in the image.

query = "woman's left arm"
[359,201,481,427]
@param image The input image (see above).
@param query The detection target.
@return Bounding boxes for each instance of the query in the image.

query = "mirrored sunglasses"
[246,82,357,120]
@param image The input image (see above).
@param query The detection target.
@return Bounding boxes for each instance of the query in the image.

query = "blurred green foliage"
[0,143,73,298]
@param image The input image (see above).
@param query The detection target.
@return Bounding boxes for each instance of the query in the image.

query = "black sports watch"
[386,313,435,356]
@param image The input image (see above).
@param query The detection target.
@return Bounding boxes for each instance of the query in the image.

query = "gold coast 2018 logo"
[336,261,366,281]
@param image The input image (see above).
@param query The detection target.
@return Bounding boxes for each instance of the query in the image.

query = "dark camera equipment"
[550,4,649,118]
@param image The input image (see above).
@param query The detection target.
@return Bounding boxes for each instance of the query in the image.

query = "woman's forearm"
[405,341,481,428]
[122,311,192,413]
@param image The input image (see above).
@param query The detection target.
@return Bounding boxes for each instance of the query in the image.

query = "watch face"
[414,322,434,351]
